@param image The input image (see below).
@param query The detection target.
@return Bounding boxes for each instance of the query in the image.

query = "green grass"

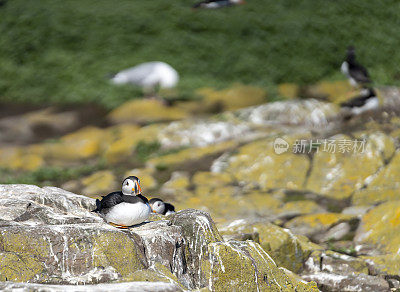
[0,163,104,185]
[1,0,400,109]
[134,140,161,162]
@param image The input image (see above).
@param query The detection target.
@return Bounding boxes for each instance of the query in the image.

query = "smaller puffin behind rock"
[340,87,379,116]
[149,198,176,215]
[92,176,151,228]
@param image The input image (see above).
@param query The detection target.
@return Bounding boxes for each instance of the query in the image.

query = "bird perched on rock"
[340,87,379,116]
[149,198,176,215]
[192,0,245,9]
[341,46,372,87]
[110,61,179,95]
[92,176,151,228]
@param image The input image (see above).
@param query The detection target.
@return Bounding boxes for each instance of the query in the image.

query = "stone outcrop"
[0,184,318,291]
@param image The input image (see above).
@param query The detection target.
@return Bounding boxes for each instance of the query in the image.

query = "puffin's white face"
[151,200,165,214]
[122,178,141,196]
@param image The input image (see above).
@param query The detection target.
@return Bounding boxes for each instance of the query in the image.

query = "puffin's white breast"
[105,202,151,226]
[352,97,379,115]
[341,61,349,76]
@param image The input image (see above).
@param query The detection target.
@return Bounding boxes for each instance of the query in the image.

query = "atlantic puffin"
[340,87,379,115]
[110,61,179,93]
[149,198,176,215]
[92,176,151,228]
[192,0,245,9]
[341,46,372,87]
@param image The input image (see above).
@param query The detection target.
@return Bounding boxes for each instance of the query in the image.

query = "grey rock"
[0,281,182,292]
[302,272,389,292]
[0,184,305,291]
[315,222,351,243]
[341,206,371,216]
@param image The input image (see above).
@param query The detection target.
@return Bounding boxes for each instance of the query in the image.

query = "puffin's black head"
[149,198,165,214]
[121,176,141,196]
[346,46,356,62]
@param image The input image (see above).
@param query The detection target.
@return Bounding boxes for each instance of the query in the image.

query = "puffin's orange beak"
[132,182,142,194]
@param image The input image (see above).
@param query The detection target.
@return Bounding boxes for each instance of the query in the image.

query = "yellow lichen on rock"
[308,80,354,103]
[108,99,188,124]
[285,213,355,235]
[196,84,267,112]
[0,230,50,282]
[352,150,400,205]
[147,141,236,170]
[360,254,400,276]
[280,200,325,216]
[103,124,163,163]
[0,147,44,171]
[33,126,105,162]
[124,168,157,190]
[92,232,146,278]
[355,200,400,254]
[192,171,233,189]
[205,240,318,291]
[81,170,118,197]
[220,220,322,273]
[306,134,384,199]
[225,137,310,191]
[278,83,299,99]
[0,252,45,282]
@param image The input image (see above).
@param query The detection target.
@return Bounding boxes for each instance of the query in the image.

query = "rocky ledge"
[0,184,318,291]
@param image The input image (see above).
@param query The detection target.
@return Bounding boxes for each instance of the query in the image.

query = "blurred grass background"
[1,0,400,109]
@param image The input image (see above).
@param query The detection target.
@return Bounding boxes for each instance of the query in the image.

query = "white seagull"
[110,62,179,94]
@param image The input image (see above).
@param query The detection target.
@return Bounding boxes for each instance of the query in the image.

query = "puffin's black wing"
[349,63,371,84]
[121,195,148,204]
[164,203,176,213]
[340,95,371,108]
[136,194,149,204]
[192,0,214,8]
[92,191,123,212]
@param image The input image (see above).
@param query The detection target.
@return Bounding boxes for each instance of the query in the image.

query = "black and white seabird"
[149,198,176,216]
[92,176,151,228]
[340,87,379,115]
[341,46,372,87]
[192,0,245,9]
